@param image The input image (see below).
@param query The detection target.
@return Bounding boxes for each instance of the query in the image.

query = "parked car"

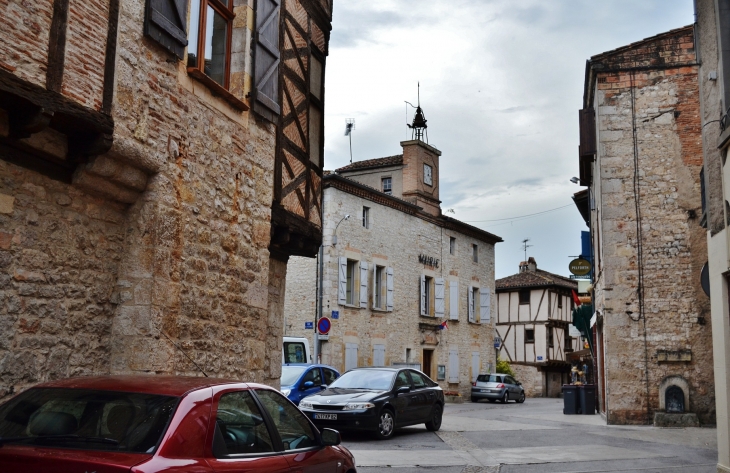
[298,367,444,440]
[0,376,356,473]
[280,363,340,405]
[471,373,526,403]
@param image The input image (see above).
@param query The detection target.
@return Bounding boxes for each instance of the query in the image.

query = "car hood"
[304,387,386,404]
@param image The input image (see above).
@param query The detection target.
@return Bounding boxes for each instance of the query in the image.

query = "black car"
[298,367,445,440]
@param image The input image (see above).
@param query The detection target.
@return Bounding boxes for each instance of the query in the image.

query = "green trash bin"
[562,385,580,415]
[579,385,596,415]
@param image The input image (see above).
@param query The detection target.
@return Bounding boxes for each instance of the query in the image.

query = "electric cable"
[463,203,574,223]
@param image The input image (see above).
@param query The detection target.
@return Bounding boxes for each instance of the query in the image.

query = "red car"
[0,376,356,473]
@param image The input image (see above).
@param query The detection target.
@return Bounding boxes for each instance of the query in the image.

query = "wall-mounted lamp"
[570,177,580,184]
[332,214,350,246]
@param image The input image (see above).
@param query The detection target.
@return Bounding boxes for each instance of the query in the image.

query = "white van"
[282,336,311,364]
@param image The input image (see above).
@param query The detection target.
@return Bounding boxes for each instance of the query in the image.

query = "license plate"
[314,413,337,420]
[481,389,490,393]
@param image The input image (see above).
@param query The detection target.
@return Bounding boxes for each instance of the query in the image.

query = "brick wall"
[0,1,54,86]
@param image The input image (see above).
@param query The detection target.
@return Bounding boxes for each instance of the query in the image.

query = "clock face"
[424,164,433,186]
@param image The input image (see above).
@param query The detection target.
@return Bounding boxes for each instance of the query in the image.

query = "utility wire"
[463,203,574,223]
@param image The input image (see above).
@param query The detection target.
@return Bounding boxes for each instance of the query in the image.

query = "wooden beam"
[47,0,70,92]
[0,139,73,183]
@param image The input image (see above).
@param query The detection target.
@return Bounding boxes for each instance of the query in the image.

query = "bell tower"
[401,87,441,216]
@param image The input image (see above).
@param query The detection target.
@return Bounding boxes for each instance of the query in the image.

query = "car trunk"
[0,445,150,472]
[474,379,504,392]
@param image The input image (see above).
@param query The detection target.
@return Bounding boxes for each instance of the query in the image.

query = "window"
[472,244,478,263]
[394,371,411,388]
[469,287,479,323]
[323,368,338,385]
[421,276,443,317]
[548,327,554,348]
[374,265,386,309]
[213,391,274,456]
[558,293,563,308]
[525,328,535,343]
[449,237,456,255]
[382,177,392,195]
[362,207,370,228]
[301,368,322,387]
[519,289,530,305]
[346,259,357,305]
[564,329,572,350]
[254,390,317,451]
[409,370,428,388]
[423,276,433,316]
[188,0,235,89]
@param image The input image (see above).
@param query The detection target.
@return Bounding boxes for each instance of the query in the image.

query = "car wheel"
[501,393,508,403]
[517,391,525,403]
[375,409,395,440]
[425,404,443,431]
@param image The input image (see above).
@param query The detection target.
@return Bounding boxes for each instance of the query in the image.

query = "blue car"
[280,363,340,405]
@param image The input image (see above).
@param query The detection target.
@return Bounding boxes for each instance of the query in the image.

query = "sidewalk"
[344,398,718,473]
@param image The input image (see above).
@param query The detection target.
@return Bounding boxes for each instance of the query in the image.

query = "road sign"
[493,336,502,349]
[317,317,331,335]
[331,310,339,319]
[304,322,313,330]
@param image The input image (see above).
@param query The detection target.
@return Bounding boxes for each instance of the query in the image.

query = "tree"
[496,357,514,377]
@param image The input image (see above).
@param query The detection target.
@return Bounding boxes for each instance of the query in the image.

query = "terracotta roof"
[496,268,577,292]
[336,155,403,173]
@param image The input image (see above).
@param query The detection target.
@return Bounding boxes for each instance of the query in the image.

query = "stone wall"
[590,28,715,424]
[285,184,499,397]
[510,364,543,398]
[0,0,284,399]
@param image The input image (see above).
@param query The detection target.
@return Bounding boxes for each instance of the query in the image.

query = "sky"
[321,0,695,279]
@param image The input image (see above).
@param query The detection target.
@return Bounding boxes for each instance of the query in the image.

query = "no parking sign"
[317,317,331,335]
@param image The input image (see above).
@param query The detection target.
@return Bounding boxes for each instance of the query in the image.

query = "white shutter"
[435,278,445,317]
[449,280,459,320]
[372,265,377,308]
[345,343,358,371]
[386,267,394,311]
[448,348,459,383]
[468,287,475,323]
[420,274,426,316]
[338,257,347,305]
[360,261,368,308]
[480,287,491,324]
[471,351,480,382]
[373,344,385,367]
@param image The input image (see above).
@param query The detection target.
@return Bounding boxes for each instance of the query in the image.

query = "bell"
[412,106,427,129]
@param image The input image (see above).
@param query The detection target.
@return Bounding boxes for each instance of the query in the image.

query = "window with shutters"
[449,280,459,320]
[187,0,234,89]
[468,286,481,324]
[374,265,386,310]
[346,259,357,305]
[421,275,435,317]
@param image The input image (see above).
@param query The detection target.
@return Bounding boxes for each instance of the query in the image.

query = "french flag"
[438,320,448,330]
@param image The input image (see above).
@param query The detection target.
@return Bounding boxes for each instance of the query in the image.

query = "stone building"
[575,25,715,425]
[495,258,580,398]
[284,137,502,396]
[693,2,730,471]
[0,0,333,399]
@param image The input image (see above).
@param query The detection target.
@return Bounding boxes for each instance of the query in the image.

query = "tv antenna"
[521,238,533,262]
[344,119,355,163]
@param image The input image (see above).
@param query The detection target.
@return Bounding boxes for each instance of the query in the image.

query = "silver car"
[471,373,525,403]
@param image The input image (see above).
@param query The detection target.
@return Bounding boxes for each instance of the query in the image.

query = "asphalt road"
[340,397,718,473]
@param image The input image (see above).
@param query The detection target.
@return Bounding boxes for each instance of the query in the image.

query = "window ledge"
[341,303,362,309]
[187,68,249,111]
[371,308,389,314]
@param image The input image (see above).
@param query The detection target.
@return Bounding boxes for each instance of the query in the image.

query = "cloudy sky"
[321,0,694,279]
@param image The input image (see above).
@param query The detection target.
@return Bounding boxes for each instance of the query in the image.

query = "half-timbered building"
[0,0,332,398]
[495,258,580,397]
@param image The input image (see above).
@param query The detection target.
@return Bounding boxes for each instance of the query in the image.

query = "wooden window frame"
[548,327,554,348]
[424,276,434,316]
[525,328,535,344]
[449,237,456,255]
[187,0,235,90]
[362,206,370,229]
[558,293,563,308]
[472,244,478,263]
[519,289,530,305]
[382,177,392,195]
[346,259,358,305]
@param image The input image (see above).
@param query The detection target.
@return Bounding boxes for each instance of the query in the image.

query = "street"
[342,398,718,473]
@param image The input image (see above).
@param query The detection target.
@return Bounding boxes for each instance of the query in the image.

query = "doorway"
[422,349,433,378]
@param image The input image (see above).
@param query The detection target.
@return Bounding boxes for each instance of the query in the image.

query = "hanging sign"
[569,258,592,276]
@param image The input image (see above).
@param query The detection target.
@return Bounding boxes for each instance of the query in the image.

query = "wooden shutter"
[449,280,459,320]
[480,287,491,324]
[448,348,459,383]
[579,108,596,157]
[471,351,480,382]
[345,343,358,371]
[420,275,427,316]
[372,265,377,308]
[373,344,385,367]
[252,0,281,121]
[144,0,189,59]
[386,267,394,311]
[359,261,368,308]
[435,278,445,318]
[468,287,475,323]
[338,257,347,305]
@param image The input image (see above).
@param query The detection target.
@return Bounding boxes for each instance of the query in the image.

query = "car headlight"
[281,388,291,396]
[299,400,314,410]
[342,402,375,410]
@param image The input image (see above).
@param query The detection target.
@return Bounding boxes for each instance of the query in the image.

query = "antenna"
[344,118,355,163]
[521,238,533,262]
[161,331,208,377]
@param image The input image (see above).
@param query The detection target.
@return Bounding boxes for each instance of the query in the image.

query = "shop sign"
[418,254,439,268]
[569,258,592,276]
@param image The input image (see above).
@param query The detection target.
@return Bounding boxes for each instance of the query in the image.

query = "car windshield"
[0,388,178,453]
[328,370,395,390]
[477,374,503,383]
[281,366,308,386]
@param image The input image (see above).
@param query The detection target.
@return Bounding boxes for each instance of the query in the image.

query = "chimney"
[519,257,537,272]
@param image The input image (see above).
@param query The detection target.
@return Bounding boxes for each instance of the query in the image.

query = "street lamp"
[570,177,580,184]
[332,214,350,246]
